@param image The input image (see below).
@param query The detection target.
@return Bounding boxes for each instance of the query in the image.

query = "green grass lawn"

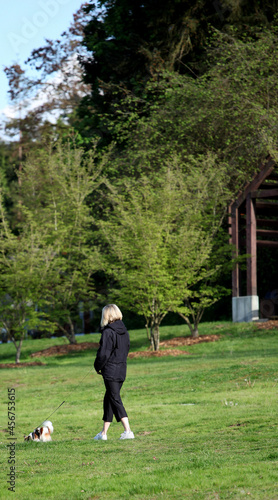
[1,321,278,500]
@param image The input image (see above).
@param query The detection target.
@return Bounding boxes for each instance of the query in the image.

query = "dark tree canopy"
[78,0,278,144]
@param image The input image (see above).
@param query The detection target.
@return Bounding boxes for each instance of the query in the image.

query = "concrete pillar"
[232,296,259,322]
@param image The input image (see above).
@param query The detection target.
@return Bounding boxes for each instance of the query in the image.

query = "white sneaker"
[93,432,107,441]
[120,430,134,440]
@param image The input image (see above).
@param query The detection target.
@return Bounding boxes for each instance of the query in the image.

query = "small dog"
[24,420,54,442]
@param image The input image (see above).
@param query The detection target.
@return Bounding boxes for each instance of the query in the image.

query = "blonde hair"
[101,304,123,327]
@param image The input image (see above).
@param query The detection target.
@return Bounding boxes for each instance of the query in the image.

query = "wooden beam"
[252,189,278,198]
[231,205,239,297]
[256,201,278,209]
[230,158,275,210]
[257,240,278,247]
[228,210,232,241]
[246,194,257,296]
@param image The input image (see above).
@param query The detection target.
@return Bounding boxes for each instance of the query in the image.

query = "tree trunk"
[177,312,199,338]
[151,324,160,352]
[192,325,199,338]
[15,338,23,364]
[10,333,23,364]
[58,319,77,344]
[68,318,77,344]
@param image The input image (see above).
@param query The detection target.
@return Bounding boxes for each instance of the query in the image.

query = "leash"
[28,366,94,433]
[35,400,66,429]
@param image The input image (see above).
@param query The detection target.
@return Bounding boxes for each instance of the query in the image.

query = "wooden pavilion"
[229,157,278,321]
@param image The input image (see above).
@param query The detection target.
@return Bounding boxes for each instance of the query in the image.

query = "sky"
[0,0,87,138]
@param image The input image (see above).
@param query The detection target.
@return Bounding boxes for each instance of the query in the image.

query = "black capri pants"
[103,379,128,422]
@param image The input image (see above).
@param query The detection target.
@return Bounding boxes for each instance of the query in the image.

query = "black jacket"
[94,320,130,381]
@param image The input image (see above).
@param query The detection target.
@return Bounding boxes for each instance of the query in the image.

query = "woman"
[93,304,134,440]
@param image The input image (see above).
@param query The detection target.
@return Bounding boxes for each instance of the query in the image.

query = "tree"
[16,141,105,344]
[175,235,233,337]
[23,3,91,124]
[99,156,231,350]
[3,4,91,170]
[78,0,278,145]
[0,141,106,362]
[105,19,278,192]
[79,0,220,145]
[0,192,56,363]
